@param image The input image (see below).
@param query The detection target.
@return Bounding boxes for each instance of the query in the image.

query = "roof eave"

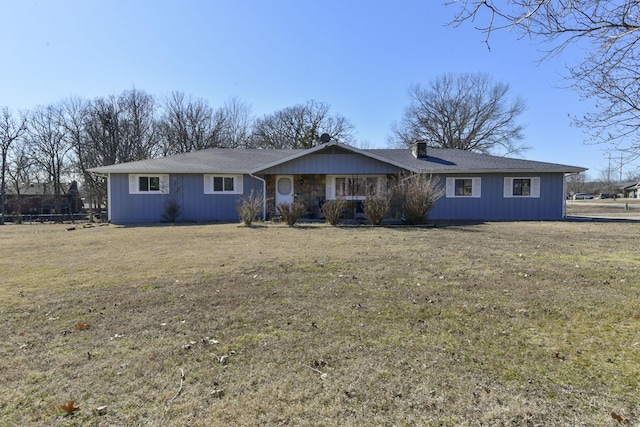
[415,167,588,174]
[88,167,249,174]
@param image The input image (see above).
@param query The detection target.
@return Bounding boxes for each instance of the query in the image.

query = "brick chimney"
[412,141,427,159]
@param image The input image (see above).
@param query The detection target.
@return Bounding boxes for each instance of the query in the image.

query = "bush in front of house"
[396,174,444,224]
[161,177,181,223]
[162,198,181,223]
[276,202,306,226]
[322,198,347,226]
[238,191,263,226]
[363,189,391,226]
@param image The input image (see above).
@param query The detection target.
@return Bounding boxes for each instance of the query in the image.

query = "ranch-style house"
[89,141,586,224]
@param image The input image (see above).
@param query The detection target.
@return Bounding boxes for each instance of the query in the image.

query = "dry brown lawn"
[0,216,639,426]
[567,199,640,219]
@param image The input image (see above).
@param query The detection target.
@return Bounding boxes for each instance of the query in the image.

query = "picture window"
[327,175,384,200]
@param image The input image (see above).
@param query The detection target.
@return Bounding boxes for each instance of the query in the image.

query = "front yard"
[0,221,638,425]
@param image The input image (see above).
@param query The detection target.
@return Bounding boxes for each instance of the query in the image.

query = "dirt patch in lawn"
[0,221,638,426]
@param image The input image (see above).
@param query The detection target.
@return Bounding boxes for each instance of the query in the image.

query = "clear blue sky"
[0,0,631,178]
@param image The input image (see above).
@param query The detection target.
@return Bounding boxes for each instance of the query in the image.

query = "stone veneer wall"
[265,175,327,220]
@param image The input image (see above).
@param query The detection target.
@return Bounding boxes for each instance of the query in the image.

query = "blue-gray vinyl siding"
[108,173,263,224]
[258,151,403,175]
[430,173,566,220]
[108,171,567,223]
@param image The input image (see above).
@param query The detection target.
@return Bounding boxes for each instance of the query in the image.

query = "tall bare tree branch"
[251,100,355,149]
[447,1,640,162]
[390,73,528,156]
[0,107,27,224]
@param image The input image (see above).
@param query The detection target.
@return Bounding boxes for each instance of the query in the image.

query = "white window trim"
[128,174,169,194]
[325,175,385,200]
[445,177,481,198]
[204,174,244,194]
[504,177,540,198]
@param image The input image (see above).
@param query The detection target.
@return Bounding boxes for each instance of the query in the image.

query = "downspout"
[250,174,267,221]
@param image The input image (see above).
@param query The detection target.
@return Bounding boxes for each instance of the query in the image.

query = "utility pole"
[620,153,623,182]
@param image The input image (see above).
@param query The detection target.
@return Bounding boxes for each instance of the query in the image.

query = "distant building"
[3,181,84,219]
[621,181,640,198]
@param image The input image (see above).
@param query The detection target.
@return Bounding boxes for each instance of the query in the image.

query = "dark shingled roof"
[89,149,303,174]
[370,148,585,173]
[89,143,586,174]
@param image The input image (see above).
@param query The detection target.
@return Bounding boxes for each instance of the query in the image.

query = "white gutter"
[250,174,267,221]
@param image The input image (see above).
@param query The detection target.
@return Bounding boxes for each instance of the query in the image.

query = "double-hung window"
[326,175,385,200]
[204,174,243,194]
[445,177,481,198]
[128,174,169,194]
[504,177,540,198]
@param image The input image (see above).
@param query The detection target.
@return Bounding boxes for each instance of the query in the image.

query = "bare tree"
[0,107,27,224]
[218,97,254,148]
[251,100,355,149]
[84,90,158,167]
[83,90,156,161]
[85,95,124,166]
[624,170,640,183]
[118,88,160,160]
[25,105,72,219]
[159,91,227,154]
[597,168,620,195]
[390,73,527,155]
[59,96,108,221]
[4,140,35,222]
[447,1,640,159]
[566,171,588,197]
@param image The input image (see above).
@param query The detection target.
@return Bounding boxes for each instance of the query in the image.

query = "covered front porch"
[263,174,398,221]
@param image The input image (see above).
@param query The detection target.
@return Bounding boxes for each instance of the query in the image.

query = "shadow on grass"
[114,219,492,230]
[112,217,640,230]
[565,215,640,223]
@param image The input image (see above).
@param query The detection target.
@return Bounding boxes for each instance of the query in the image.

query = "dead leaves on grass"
[61,401,109,417]
[611,411,631,424]
[60,400,80,415]
[75,321,90,330]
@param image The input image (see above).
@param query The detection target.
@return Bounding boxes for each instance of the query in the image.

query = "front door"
[275,175,294,209]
